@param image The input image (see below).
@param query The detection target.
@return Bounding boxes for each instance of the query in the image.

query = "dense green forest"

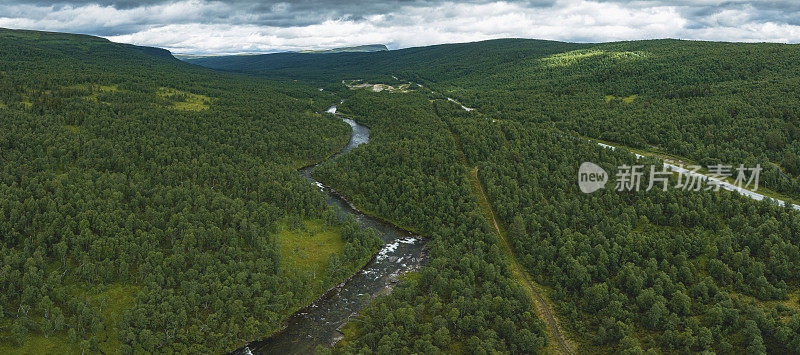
[315,89,800,353]
[0,29,383,353]
[189,38,800,202]
[314,92,547,353]
[190,39,800,353]
[460,115,800,353]
[5,27,800,354]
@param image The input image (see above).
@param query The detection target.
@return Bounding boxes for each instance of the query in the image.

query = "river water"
[595,142,800,210]
[233,106,426,354]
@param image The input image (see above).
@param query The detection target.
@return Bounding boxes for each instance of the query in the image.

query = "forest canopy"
[191,37,800,353]
[0,28,382,353]
[4,28,800,354]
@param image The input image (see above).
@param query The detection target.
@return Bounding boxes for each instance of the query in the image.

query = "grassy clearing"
[542,50,606,66]
[71,84,118,93]
[276,219,344,283]
[68,84,210,110]
[730,290,800,323]
[97,85,117,92]
[157,87,212,111]
[542,50,646,67]
[0,284,138,355]
[93,284,139,353]
[70,83,119,102]
[604,94,638,103]
[0,332,81,355]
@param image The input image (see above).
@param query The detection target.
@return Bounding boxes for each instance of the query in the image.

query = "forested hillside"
[463,116,800,353]
[317,86,800,354]
[0,29,382,353]
[6,28,800,354]
[191,38,800,353]
[189,39,800,202]
[314,92,547,353]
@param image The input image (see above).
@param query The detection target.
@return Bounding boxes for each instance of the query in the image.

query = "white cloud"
[1,0,799,54]
[0,1,231,35]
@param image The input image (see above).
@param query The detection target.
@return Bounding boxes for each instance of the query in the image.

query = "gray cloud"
[0,0,799,53]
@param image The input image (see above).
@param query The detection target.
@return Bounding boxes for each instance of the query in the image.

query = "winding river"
[234,105,426,354]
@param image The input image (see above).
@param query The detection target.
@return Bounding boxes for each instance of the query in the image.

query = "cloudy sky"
[1,0,799,54]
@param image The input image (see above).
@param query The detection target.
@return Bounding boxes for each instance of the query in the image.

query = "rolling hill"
[187,37,800,353]
[6,28,800,354]
[0,28,383,353]
[185,38,800,202]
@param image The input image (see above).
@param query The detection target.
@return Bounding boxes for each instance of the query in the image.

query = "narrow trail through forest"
[437,101,576,354]
[467,166,577,355]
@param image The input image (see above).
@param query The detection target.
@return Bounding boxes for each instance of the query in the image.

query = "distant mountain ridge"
[179,38,570,79]
[0,27,179,61]
[174,44,387,60]
[298,44,388,53]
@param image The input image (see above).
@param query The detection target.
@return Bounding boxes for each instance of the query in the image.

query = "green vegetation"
[468,166,576,354]
[318,90,800,353]
[0,283,138,354]
[190,38,800,200]
[155,87,212,111]
[540,49,646,67]
[277,219,345,274]
[8,27,800,354]
[0,28,380,353]
[315,93,548,353]
[604,94,638,103]
[274,217,375,294]
[473,120,800,353]
[192,38,800,353]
